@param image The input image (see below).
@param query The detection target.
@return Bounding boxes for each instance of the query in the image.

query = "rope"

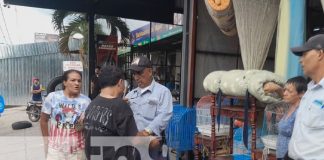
[0,5,12,44]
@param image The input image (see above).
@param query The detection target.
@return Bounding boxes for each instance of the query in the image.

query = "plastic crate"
[166,104,196,152]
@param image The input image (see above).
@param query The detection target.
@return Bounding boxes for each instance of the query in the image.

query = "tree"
[52,10,130,56]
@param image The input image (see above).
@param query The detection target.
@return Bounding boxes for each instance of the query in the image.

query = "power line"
[0,15,8,44]
[14,6,21,43]
[0,5,12,44]
[0,3,8,43]
[0,18,8,44]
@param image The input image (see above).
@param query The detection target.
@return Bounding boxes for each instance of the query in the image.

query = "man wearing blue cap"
[289,34,324,159]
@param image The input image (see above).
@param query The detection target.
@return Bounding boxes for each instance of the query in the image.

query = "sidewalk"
[0,106,45,160]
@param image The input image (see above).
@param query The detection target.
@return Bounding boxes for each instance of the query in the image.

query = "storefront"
[190,0,324,159]
[119,21,183,101]
[276,0,324,79]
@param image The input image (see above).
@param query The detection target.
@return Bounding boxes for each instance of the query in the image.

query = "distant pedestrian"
[90,66,101,99]
[30,77,43,102]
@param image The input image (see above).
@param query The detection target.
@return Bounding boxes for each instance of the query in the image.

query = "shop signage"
[96,35,118,66]
[63,61,83,72]
[34,33,59,43]
[130,23,182,47]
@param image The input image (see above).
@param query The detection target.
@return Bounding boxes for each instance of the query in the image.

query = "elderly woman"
[264,76,307,160]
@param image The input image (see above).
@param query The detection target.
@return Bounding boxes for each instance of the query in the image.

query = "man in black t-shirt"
[84,66,138,160]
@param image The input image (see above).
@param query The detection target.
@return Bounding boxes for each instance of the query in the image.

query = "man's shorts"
[46,148,85,160]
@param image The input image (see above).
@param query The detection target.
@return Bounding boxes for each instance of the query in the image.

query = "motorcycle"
[26,101,42,122]
[25,76,62,122]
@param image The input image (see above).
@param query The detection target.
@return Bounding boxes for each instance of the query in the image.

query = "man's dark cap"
[129,56,152,72]
[291,34,324,56]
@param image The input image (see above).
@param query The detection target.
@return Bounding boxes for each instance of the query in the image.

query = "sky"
[0,1,148,45]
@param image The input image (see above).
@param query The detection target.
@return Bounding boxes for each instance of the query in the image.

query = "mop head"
[204,0,237,36]
[232,0,280,69]
[203,70,285,103]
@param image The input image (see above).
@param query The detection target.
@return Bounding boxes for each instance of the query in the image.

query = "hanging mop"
[232,0,280,70]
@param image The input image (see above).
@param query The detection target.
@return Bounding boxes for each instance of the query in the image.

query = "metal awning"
[3,0,183,24]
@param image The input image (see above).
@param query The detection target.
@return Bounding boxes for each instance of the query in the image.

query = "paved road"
[0,106,45,160]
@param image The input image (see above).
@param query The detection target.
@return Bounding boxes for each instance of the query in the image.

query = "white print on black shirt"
[86,105,112,126]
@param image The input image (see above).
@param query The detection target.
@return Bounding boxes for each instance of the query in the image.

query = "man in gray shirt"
[288,34,324,159]
[126,56,173,159]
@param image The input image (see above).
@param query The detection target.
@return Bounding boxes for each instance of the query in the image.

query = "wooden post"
[194,133,200,160]
[211,95,216,160]
[229,118,233,154]
[251,97,257,160]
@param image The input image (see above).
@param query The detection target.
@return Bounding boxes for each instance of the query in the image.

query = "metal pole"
[149,21,152,56]
[180,0,190,105]
[88,11,95,97]
[187,0,197,107]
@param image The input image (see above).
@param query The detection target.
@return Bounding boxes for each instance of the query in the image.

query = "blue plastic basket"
[166,104,196,152]
[232,154,251,160]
